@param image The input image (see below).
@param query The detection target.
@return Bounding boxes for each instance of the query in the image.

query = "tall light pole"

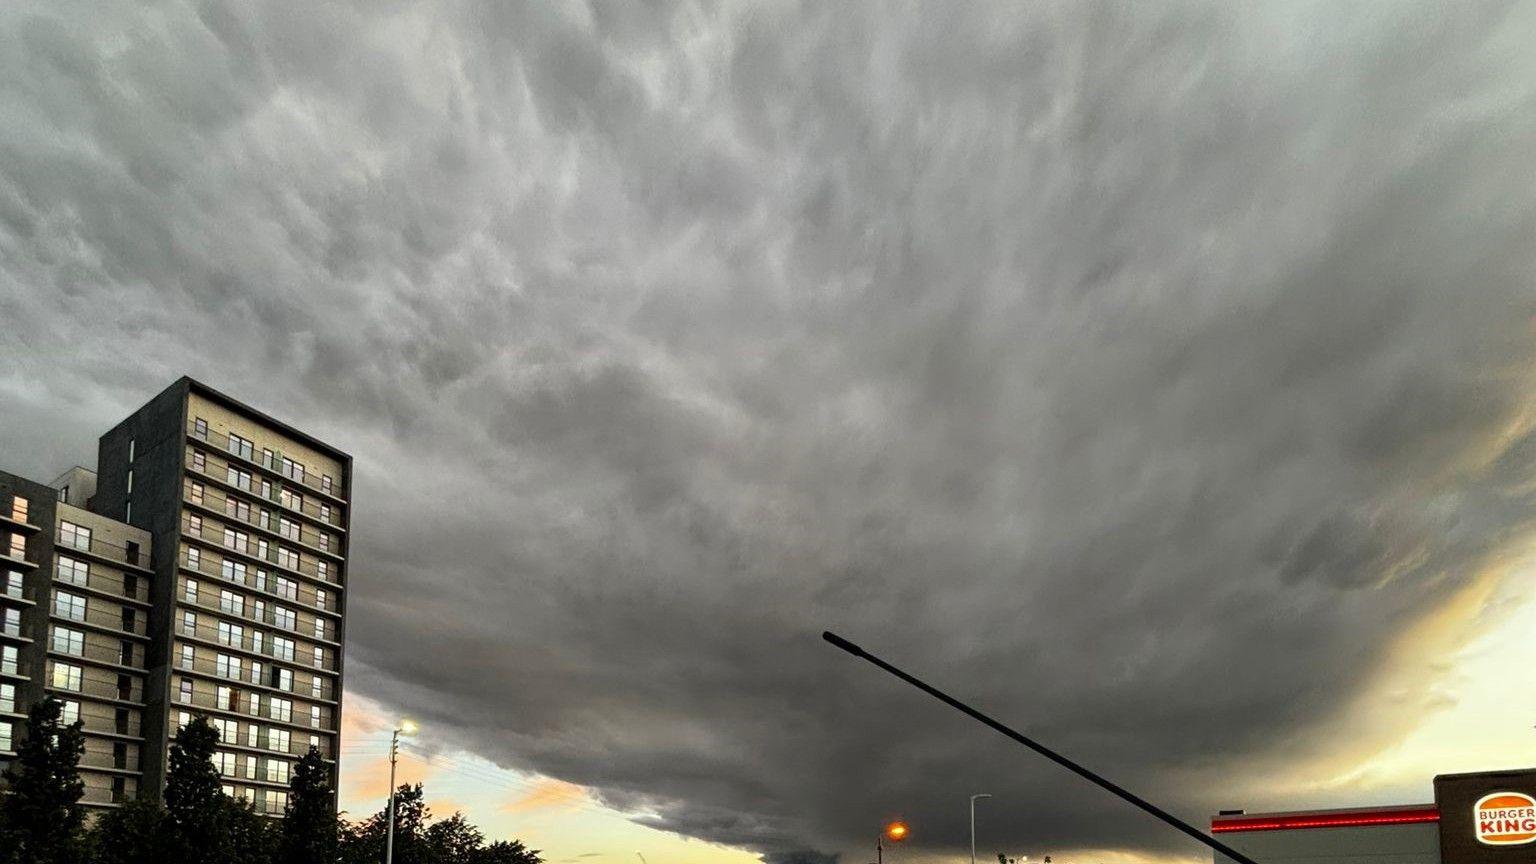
[385,720,418,864]
[970,794,993,864]
[878,820,909,864]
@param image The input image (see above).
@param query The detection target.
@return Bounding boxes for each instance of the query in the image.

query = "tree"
[279,746,337,864]
[162,714,274,863]
[90,795,169,864]
[339,783,429,864]
[474,840,543,864]
[425,812,483,863]
[0,697,87,864]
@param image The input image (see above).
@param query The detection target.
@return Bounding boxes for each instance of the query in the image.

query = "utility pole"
[970,793,993,864]
[385,721,418,864]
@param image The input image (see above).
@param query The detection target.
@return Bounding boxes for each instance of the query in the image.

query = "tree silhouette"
[279,746,337,864]
[0,697,87,864]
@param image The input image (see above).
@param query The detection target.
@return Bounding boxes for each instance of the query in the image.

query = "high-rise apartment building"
[1,377,349,816]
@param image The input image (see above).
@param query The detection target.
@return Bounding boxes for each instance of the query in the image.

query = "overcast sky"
[4,1,1536,862]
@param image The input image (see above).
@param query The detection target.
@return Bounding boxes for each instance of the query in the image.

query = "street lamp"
[877,820,909,864]
[385,720,419,864]
[970,794,993,864]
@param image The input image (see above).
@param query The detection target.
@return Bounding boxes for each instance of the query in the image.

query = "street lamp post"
[385,720,418,864]
[970,794,993,864]
[878,821,909,864]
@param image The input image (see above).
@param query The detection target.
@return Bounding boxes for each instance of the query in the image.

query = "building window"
[247,692,261,717]
[55,555,89,586]
[246,725,259,747]
[276,547,299,571]
[216,685,238,712]
[1,571,19,599]
[275,576,297,602]
[59,521,91,552]
[218,590,244,616]
[2,608,20,638]
[266,727,290,753]
[250,631,264,654]
[309,677,323,699]
[1,721,13,752]
[274,668,293,692]
[128,439,135,462]
[0,683,14,713]
[228,433,254,462]
[61,700,80,725]
[1,645,18,676]
[269,698,292,723]
[6,533,23,559]
[274,607,296,631]
[119,640,134,666]
[214,751,237,776]
[126,470,133,494]
[312,618,326,640]
[249,660,263,686]
[225,496,250,522]
[184,579,199,602]
[312,647,324,670]
[315,589,328,611]
[272,636,295,663]
[265,789,288,815]
[266,758,290,785]
[212,717,236,743]
[51,662,83,691]
[189,481,205,505]
[321,475,333,494]
[192,449,206,472]
[189,514,203,536]
[262,448,276,470]
[226,466,252,491]
[280,488,303,512]
[318,503,331,524]
[281,457,305,484]
[187,547,201,570]
[216,621,243,647]
[278,517,300,542]
[221,559,246,584]
[193,417,209,440]
[180,679,194,703]
[51,627,85,656]
[180,644,195,670]
[216,654,242,680]
[181,611,197,635]
[315,560,329,582]
[53,592,86,622]
[9,495,27,523]
[222,528,248,554]
[309,705,322,728]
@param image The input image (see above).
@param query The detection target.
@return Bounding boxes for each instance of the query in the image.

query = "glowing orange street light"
[877,820,910,864]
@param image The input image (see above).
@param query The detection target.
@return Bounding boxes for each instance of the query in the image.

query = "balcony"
[182,482,344,564]
[50,603,148,640]
[48,668,145,705]
[176,617,338,674]
[186,422,347,505]
[176,651,339,703]
[53,532,152,576]
[182,517,342,590]
[177,553,341,622]
[49,637,147,672]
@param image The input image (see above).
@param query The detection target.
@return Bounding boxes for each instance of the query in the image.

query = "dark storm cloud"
[4,0,1536,859]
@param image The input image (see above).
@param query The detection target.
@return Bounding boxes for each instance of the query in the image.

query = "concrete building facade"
[1,377,349,817]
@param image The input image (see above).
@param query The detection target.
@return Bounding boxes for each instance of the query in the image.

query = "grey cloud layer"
[4,0,1536,859]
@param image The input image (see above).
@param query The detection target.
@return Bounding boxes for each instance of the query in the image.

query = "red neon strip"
[1211,808,1440,833]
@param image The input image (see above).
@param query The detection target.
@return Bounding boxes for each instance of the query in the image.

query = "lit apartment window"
[6,533,23,559]
[265,789,288,815]
[248,692,262,717]
[252,600,267,624]
[189,481,205,505]
[317,532,330,551]
[274,668,293,692]
[243,754,257,780]
[312,647,324,670]
[256,538,269,561]
[189,514,203,536]
[320,475,333,494]
[275,576,297,602]
[181,611,197,635]
[269,697,292,723]
[250,660,263,686]
[61,700,80,725]
[2,608,20,637]
[216,621,244,647]
[319,503,332,524]
[309,705,322,728]
[278,517,300,541]
[59,521,91,552]
[221,559,246,584]
[55,555,88,586]
[272,636,295,663]
[180,644,195,670]
[276,547,299,571]
[193,417,209,440]
[1,645,18,675]
[246,725,260,747]
[267,727,290,753]
[187,547,202,570]
[222,528,248,554]
[315,560,329,582]
[250,631,264,654]
[308,734,320,751]
[180,679,194,703]
[312,618,326,640]
[266,759,290,785]
[216,653,242,679]
[2,571,20,599]
[274,607,296,631]
[226,466,252,491]
[218,590,244,616]
[315,589,328,610]
[192,449,206,472]
[280,488,302,511]
[177,711,191,729]
[0,683,13,712]
[51,662,83,691]
[309,676,322,699]
[184,579,199,602]
[212,717,236,743]
[51,627,85,656]
[10,495,27,522]
[281,457,305,484]
[53,592,87,622]
[216,685,238,712]
[227,433,254,462]
[214,751,237,776]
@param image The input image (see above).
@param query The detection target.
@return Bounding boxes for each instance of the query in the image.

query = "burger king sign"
[1474,792,1536,846]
